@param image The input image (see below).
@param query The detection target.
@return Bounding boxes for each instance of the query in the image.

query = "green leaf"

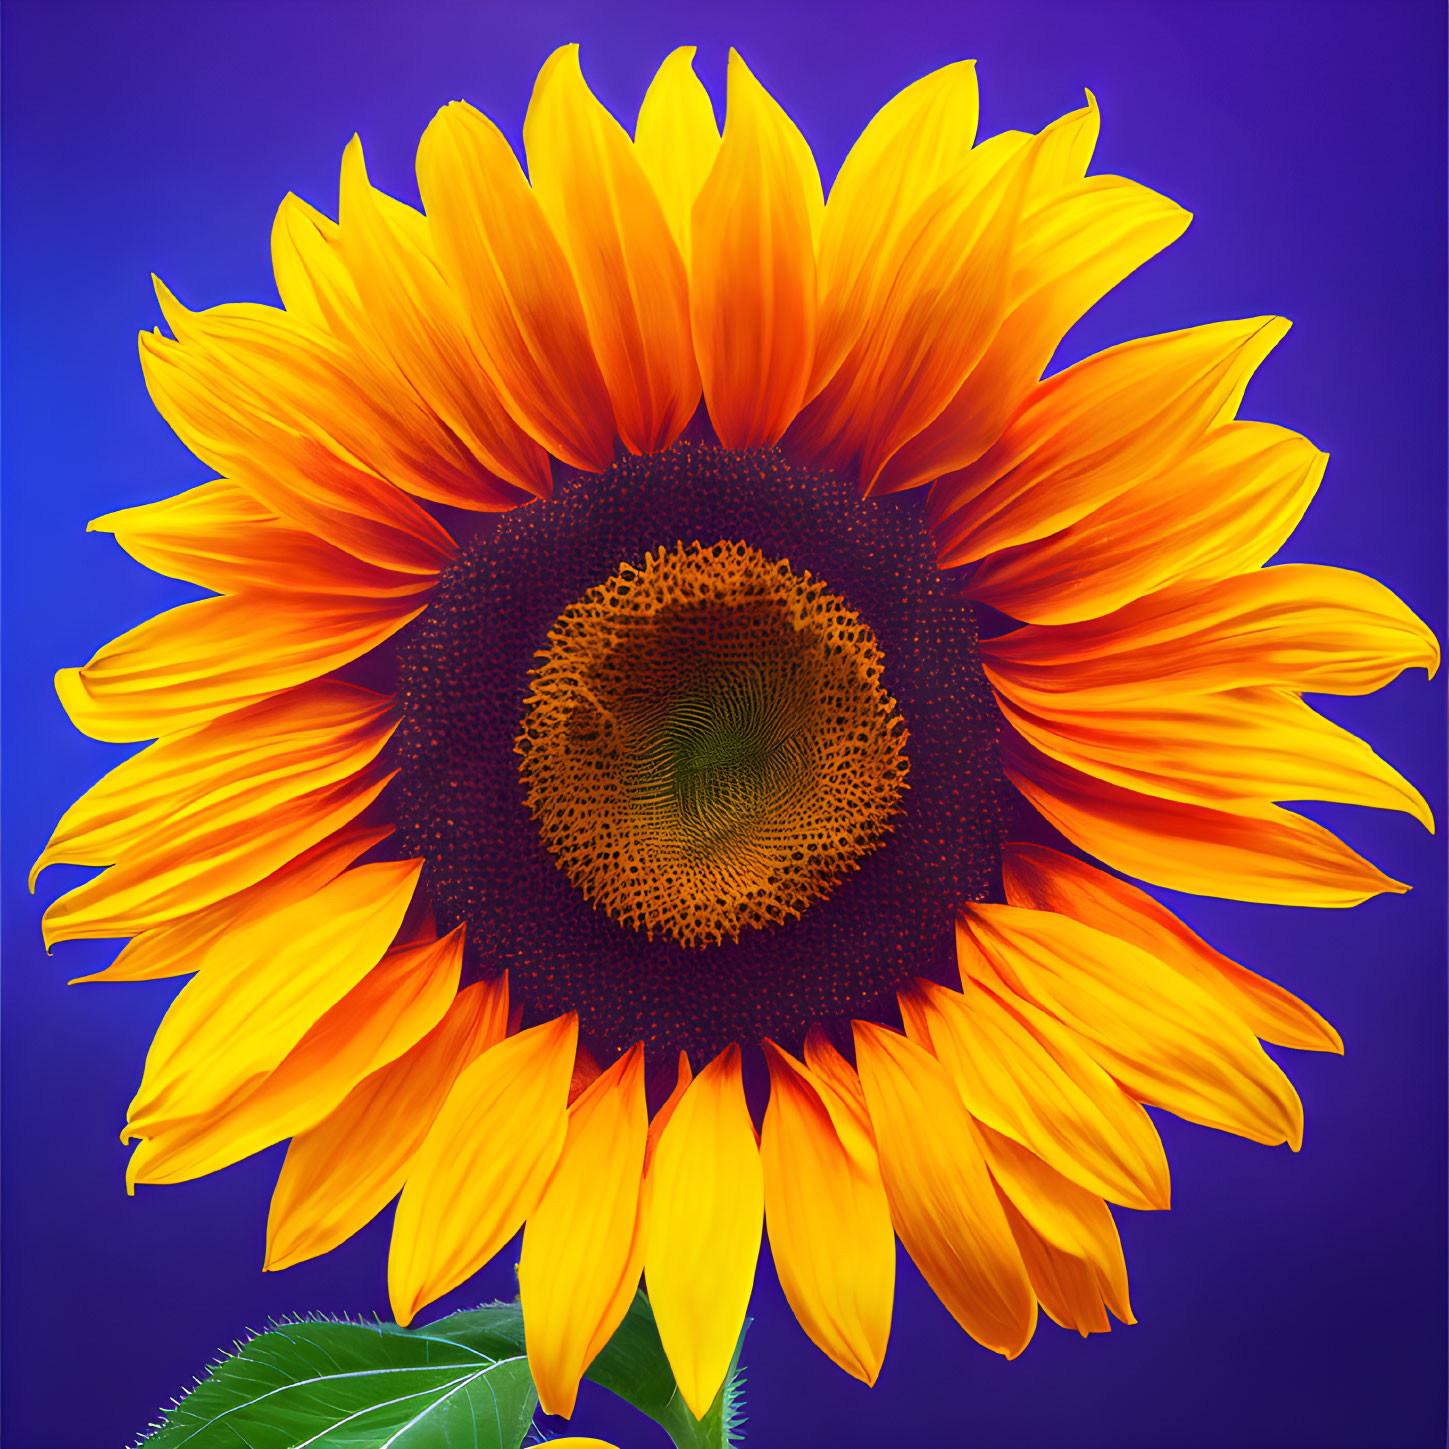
[139,1314,538,1449]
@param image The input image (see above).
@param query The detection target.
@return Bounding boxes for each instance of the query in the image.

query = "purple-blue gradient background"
[3,2,1444,1446]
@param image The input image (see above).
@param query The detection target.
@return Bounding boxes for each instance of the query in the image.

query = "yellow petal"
[958,903,1304,1149]
[690,50,818,449]
[802,1025,872,1141]
[266,975,508,1270]
[809,60,979,401]
[981,1126,1133,1334]
[634,47,721,272]
[1003,842,1342,1053]
[128,927,463,1185]
[761,1042,894,1385]
[524,45,698,454]
[521,1045,648,1417]
[89,480,432,599]
[125,860,422,1136]
[72,823,391,985]
[55,590,422,744]
[930,317,1290,566]
[42,765,394,947]
[1002,730,1407,907]
[415,103,617,472]
[852,1021,1036,1357]
[34,680,394,886]
[981,564,1440,703]
[389,1012,578,1326]
[967,422,1320,623]
[899,977,1169,1211]
[645,1044,763,1419]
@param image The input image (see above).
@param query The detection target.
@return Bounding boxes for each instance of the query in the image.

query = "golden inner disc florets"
[516,540,909,946]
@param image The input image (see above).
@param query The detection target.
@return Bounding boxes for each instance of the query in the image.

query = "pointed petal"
[634,47,721,272]
[761,1042,894,1385]
[958,904,1304,1149]
[416,102,616,471]
[389,1013,578,1325]
[1003,842,1342,1053]
[900,976,1169,1211]
[1002,730,1406,907]
[852,1022,1036,1357]
[266,976,508,1270]
[55,590,422,744]
[691,49,818,449]
[125,860,422,1134]
[524,45,698,453]
[521,1046,648,1417]
[803,1026,873,1141]
[645,1045,763,1419]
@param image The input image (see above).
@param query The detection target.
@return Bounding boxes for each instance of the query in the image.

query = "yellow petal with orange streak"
[691,50,818,450]
[524,45,698,454]
[761,1042,894,1385]
[89,480,432,599]
[389,1012,578,1326]
[54,589,423,745]
[416,103,616,472]
[852,1021,1036,1358]
[634,47,721,272]
[1003,842,1342,1054]
[959,904,1304,1149]
[981,564,1440,704]
[127,928,463,1186]
[33,681,393,886]
[881,172,1190,496]
[124,860,421,1136]
[930,316,1290,566]
[42,766,394,947]
[72,824,391,984]
[266,976,508,1270]
[521,1046,648,1417]
[802,1026,872,1141]
[1001,731,1405,908]
[966,422,1318,623]
[809,60,979,401]
[900,976,1169,1211]
[645,1044,763,1420]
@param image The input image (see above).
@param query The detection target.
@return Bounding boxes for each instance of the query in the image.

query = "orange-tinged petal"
[524,45,698,454]
[127,927,463,1186]
[761,1042,894,1385]
[1002,730,1406,907]
[34,681,394,885]
[880,172,1191,496]
[852,1021,1036,1357]
[802,1025,872,1141]
[73,823,391,984]
[634,47,721,272]
[54,589,421,745]
[981,564,1440,703]
[41,765,394,947]
[959,903,1304,1149]
[900,976,1169,1211]
[931,317,1290,566]
[966,422,1319,623]
[125,860,421,1136]
[89,480,432,599]
[416,102,616,472]
[645,1051,694,1172]
[691,50,818,449]
[645,1044,763,1419]
[266,975,508,1270]
[809,60,979,401]
[1003,842,1342,1053]
[981,1125,1133,1334]
[389,1012,578,1326]
[521,1046,648,1417]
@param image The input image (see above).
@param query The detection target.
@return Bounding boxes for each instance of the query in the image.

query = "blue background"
[3,2,1444,1446]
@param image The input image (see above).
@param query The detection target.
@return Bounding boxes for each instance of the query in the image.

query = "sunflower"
[37,45,1436,1423]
